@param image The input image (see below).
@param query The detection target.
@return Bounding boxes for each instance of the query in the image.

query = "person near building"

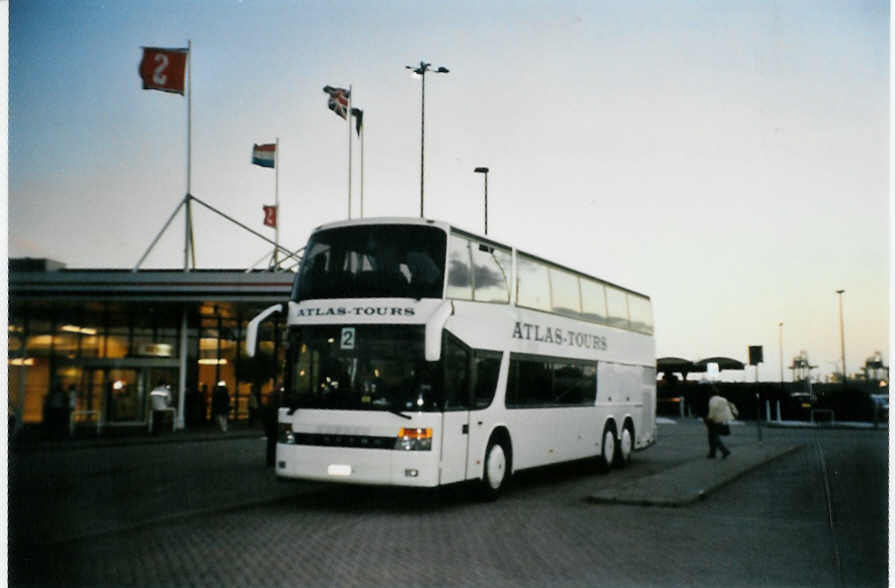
[248,389,259,427]
[44,384,69,440]
[67,384,78,414]
[149,381,173,434]
[704,391,738,459]
[199,384,209,423]
[212,382,231,432]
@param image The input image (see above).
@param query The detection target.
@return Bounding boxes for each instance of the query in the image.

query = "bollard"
[680,397,685,419]
[755,392,762,442]
[765,400,771,423]
[776,400,782,423]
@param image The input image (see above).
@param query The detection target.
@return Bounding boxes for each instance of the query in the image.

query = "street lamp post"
[474,167,489,234]
[835,289,846,385]
[778,321,784,386]
[406,61,449,218]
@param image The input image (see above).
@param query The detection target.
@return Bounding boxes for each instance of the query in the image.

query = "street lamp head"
[474,167,489,174]
[836,289,845,294]
[406,62,447,75]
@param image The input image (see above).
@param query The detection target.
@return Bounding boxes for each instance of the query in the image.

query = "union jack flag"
[323,85,350,119]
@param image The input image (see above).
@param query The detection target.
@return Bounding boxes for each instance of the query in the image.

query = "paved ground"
[8,419,889,587]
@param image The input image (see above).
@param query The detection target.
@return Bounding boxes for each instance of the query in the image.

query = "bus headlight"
[278,423,296,444]
[395,427,432,451]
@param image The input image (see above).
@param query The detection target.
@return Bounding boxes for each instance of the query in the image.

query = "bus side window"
[505,357,519,407]
[507,357,552,407]
[446,235,473,300]
[627,294,653,335]
[606,286,629,329]
[473,350,501,409]
[443,337,470,411]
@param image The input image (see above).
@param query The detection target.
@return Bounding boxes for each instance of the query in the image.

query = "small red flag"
[139,47,188,95]
[263,205,278,228]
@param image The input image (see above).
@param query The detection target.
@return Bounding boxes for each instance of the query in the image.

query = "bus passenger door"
[466,350,504,481]
[439,335,470,485]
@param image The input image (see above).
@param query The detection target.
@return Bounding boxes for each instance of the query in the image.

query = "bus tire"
[480,436,510,500]
[615,420,634,467]
[599,422,617,472]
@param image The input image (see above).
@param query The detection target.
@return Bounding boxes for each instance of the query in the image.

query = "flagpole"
[347,84,353,220]
[274,136,279,268]
[177,38,192,432]
[360,122,365,218]
[184,38,193,272]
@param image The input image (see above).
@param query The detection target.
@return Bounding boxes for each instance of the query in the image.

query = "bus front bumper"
[276,443,440,487]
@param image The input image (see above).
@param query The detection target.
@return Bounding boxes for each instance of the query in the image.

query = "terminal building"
[8,258,294,433]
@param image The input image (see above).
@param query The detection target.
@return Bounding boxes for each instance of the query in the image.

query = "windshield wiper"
[387,407,412,420]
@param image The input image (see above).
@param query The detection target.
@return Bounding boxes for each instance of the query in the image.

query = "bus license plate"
[328,464,352,477]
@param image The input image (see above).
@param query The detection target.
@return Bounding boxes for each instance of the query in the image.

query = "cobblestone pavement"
[9,421,888,587]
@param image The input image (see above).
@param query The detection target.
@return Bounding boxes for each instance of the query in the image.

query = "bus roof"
[310,217,650,300]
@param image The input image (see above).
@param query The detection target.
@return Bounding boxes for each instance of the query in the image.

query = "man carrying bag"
[705,392,738,459]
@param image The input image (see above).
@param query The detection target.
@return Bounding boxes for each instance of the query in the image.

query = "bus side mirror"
[425,301,454,361]
[246,304,283,358]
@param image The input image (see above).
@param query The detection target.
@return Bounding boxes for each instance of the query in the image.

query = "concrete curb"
[587,444,804,507]
[10,429,265,452]
[764,421,888,431]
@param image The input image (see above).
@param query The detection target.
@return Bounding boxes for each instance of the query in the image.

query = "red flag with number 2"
[139,47,188,95]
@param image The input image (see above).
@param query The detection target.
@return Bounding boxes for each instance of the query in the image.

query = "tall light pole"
[778,321,784,386]
[835,289,846,385]
[406,61,449,218]
[474,167,489,234]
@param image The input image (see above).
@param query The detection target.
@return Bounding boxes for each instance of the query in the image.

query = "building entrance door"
[144,366,179,411]
[87,368,142,423]
[83,366,180,426]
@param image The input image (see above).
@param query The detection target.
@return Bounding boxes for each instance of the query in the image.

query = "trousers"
[706,421,729,457]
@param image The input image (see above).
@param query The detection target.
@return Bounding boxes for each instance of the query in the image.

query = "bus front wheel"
[481,438,509,500]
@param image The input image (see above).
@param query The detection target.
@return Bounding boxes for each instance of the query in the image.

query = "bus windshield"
[288,325,441,413]
[293,225,446,301]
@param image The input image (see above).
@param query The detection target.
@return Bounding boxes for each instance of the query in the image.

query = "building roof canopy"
[693,357,746,371]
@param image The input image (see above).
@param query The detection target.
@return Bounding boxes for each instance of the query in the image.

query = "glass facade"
[8,269,291,432]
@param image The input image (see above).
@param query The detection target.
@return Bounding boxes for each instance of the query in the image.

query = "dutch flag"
[252,143,276,168]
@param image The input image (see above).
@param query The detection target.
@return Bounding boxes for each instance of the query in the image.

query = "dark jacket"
[211,386,230,415]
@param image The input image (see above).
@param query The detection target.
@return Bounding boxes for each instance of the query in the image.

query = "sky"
[7,0,891,382]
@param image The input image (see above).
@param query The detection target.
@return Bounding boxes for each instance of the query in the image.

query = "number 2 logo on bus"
[341,327,356,350]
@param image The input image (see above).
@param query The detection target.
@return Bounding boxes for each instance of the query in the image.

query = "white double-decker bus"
[247,217,656,498]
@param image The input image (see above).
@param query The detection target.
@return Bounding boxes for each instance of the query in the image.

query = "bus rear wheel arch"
[480,428,512,500]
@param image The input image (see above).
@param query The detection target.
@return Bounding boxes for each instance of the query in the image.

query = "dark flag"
[351,107,363,136]
[323,85,350,119]
[139,47,188,94]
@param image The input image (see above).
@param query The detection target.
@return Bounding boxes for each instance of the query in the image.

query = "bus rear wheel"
[599,423,616,472]
[615,421,634,467]
[481,438,509,500]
